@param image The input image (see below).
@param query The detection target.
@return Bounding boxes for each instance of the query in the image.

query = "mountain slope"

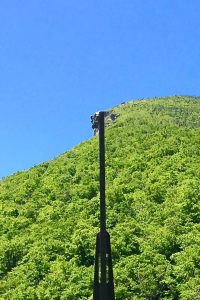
[0,96,200,300]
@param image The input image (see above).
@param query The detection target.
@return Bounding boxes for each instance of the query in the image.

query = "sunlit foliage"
[0,96,200,299]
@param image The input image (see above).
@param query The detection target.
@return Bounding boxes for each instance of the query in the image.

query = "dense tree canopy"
[0,96,200,299]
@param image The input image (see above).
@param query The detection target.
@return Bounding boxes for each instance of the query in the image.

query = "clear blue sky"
[0,0,200,178]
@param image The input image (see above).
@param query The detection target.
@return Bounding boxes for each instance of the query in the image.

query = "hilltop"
[0,96,200,299]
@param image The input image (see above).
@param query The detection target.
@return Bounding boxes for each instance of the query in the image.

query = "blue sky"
[0,0,200,178]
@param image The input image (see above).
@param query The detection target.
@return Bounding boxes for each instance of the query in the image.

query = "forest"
[0,96,200,299]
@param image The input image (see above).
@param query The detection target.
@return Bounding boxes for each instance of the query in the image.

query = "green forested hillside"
[0,96,200,299]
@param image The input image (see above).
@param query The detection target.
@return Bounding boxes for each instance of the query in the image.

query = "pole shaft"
[99,112,106,232]
[99,112,106,299]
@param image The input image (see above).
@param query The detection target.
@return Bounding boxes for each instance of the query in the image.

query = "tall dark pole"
[91,112,115,300]
[99,112,106,233]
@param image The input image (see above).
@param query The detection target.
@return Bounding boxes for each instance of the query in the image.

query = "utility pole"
[91,112,115,300]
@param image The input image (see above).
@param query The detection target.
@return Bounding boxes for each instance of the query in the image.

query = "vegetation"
[0,96,200,299]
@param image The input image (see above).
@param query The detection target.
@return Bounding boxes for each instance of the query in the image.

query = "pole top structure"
[91,111,105,134]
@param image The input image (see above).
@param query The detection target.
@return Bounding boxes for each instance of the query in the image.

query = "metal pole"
[99,112,106,299]
[91,111,115,300]
[99,112,106,233]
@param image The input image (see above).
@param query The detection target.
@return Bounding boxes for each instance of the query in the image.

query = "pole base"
[93,231,115,300]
